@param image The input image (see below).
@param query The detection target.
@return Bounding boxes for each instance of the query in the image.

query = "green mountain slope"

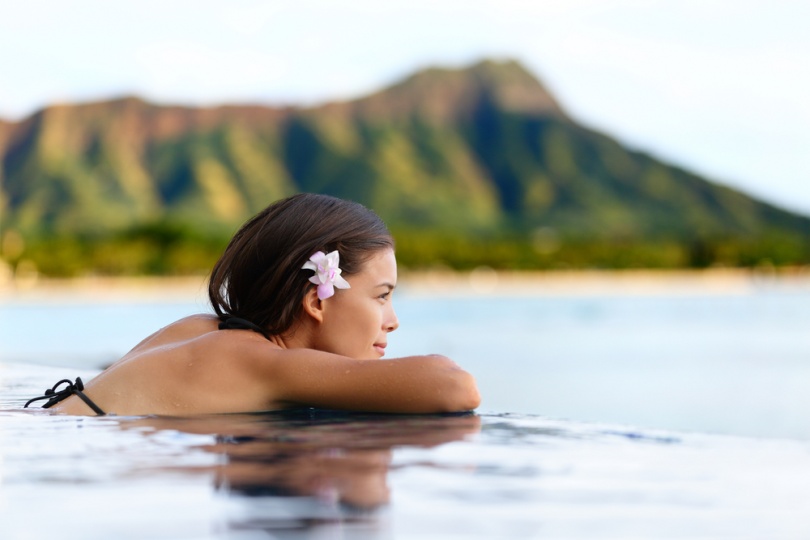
[1,59,808,274]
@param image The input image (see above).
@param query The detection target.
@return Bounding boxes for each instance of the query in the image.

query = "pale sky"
[2,0,809,216]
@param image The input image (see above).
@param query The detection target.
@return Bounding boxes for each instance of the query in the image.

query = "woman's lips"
[373,344,386,356]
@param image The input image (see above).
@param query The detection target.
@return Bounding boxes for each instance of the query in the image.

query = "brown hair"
[208,193,394,336]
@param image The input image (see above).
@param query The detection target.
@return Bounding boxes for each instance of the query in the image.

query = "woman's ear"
[301,287,324,324]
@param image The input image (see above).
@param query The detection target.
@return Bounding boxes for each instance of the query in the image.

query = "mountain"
[1,59,808,274]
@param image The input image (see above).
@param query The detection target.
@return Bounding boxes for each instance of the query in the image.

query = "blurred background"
[1,1,809,438]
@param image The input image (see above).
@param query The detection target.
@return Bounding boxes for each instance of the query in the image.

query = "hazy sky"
[2,0,809,215]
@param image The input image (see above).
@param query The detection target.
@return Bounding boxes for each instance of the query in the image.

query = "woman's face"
[314,248,399,359]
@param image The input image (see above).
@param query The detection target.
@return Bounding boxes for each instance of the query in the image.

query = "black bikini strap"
[24,377,106,416]
[218,316,271,340]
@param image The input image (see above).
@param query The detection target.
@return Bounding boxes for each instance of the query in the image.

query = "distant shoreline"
[2,267,809,303]
[402,266,810,297]
[0,274,211,303]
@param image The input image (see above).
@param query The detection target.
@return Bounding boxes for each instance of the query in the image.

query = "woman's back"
[53,315,277,415]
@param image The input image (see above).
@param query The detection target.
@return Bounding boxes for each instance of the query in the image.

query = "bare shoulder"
[88,315,286,414]
[162,313,221,334]
[126,313,221,355]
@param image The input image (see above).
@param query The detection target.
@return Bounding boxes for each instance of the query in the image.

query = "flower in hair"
[302,250,351,300]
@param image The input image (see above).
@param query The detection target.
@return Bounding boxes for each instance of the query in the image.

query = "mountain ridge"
[1,59,807,274]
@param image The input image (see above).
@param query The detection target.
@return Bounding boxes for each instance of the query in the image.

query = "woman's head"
[208,193,394,337]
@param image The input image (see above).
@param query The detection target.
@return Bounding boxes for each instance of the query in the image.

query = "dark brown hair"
[208,193,393,336]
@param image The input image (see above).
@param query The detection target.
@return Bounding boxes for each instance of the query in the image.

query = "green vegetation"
[7,228,805,278]
[3,221,232,277]
[392,230,809,271]
[1,60,808,276]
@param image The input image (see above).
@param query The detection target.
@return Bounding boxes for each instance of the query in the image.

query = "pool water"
[2,362,810,539]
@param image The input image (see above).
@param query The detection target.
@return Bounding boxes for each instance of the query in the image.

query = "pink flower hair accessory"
[302,250,351,300]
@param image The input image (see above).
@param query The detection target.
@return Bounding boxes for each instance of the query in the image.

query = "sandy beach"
[2,266,809,303]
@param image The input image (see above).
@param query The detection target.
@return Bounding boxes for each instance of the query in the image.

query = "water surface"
[3,276,810,537]
[3,280,809,439]
[2,362,809,539]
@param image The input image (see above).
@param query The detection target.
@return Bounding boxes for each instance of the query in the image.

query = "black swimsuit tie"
[218,316,271,340]
[24,377,106,416]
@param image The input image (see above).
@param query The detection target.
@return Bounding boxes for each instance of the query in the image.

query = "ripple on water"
[2,362,810,539]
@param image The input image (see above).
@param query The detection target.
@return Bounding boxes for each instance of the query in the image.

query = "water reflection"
[121,410,480,536]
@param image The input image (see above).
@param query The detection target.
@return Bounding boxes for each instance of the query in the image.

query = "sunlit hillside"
[1,60,808,275]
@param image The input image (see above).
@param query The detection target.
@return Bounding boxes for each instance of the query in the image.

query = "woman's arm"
[255,348,480,414]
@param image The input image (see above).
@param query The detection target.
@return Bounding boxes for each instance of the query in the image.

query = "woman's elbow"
[438,370,481,412]
[458,371,482,410]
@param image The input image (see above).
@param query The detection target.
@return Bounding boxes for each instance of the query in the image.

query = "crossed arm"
[246,347,481,414]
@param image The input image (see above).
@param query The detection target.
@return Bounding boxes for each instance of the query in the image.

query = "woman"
[27,194,480,416]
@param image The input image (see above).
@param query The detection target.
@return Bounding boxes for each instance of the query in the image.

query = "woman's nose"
[386,308,399,332]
